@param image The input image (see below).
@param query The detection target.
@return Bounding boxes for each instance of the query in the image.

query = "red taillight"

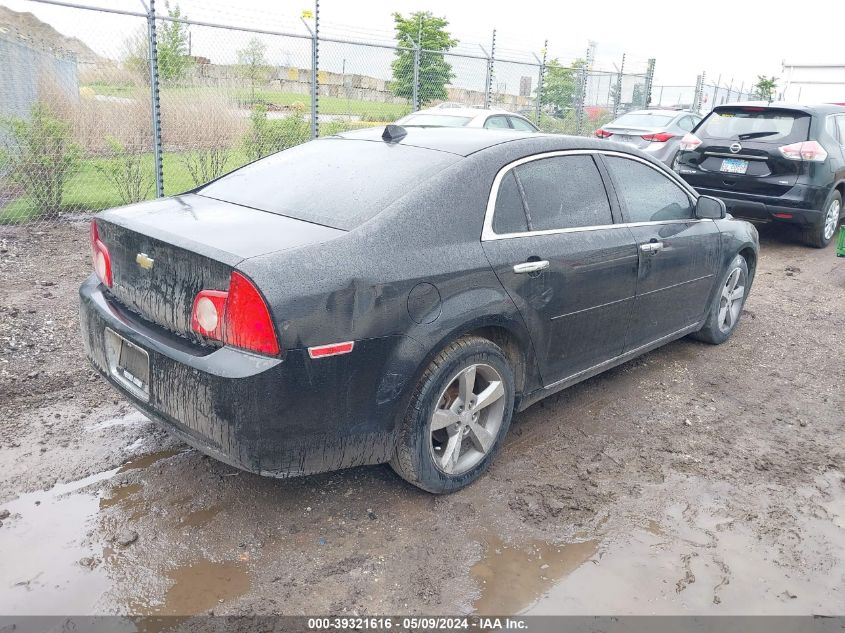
[778,140,828,162]
[308,341,354,359]
[595,128,613,139]
[642,132,675,143]
[191,271,280,356]
[679,133,702,151]
[772,212,794,219]
[90,221,112,287]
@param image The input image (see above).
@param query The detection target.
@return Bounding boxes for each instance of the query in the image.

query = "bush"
[0,102,80,217]
[242,103,310,161]
[94,137,155,205]
[181,147,230,186]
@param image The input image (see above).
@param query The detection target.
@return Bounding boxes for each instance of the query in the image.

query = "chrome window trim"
[481,149,700,242]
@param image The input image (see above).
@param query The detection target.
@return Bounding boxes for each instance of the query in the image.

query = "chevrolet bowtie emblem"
[136,253,154,270]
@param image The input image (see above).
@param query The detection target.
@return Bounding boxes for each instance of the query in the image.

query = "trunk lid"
[604,125,669,149]
[96,194,344,340]
[679,106,811,196]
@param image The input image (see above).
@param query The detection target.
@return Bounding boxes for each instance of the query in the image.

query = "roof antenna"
[382,124,407,143]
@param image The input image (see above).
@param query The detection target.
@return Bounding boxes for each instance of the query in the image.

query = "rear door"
[481,152,639,386]
[680,106,812,199]
[601,154,721,349]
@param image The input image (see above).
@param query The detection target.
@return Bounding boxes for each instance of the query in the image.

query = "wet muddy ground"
[1,220,844,616]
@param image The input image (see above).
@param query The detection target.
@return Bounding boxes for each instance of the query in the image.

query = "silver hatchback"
[595,109,702,166]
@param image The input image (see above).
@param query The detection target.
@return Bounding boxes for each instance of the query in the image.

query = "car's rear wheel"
[390,336,515,494]
[691,254,749,345]
[803,190,841,248]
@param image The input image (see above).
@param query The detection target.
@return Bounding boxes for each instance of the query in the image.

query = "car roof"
[334,126,544,156]
[332,126,647,159]
[714,101,845,115]
[406,106,525,119]
[620,109,686,117]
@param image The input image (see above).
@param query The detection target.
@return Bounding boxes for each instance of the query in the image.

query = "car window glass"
[512,155,613,231]
[484,116,511,129]
[508,116,536,132]
[677,116,694,131]
[492,172,529,234]
[605,156,693,222]
[836,116,845,145]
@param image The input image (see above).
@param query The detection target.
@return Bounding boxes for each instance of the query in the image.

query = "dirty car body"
[79,128,759,487]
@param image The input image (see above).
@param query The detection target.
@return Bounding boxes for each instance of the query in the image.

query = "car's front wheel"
[691,254,749,345]
[390,336,515,494]
[803,190,841,248]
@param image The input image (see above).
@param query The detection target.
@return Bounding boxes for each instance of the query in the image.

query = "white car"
[396,106,539,132]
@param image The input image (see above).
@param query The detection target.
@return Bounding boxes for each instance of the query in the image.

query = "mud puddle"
[525,473,845,615]
[0,449,250,616]
[472,535,598,614]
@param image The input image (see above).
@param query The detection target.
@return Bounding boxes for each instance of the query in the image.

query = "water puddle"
[472,535,598,614]
[119,450,183,473]
[178,506,222,529]
[140,560,251,616]
[0,469,119,614]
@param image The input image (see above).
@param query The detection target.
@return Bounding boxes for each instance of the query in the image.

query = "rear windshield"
[698,108,811,143]
[197,139,460,230]
[400,114,473,127]
[612,113,674,127]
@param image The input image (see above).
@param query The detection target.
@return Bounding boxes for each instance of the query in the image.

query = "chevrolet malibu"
[80,126,758,493]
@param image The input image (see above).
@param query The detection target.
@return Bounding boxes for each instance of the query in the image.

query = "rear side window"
[484,116,511,129]
[399,114,472,127]
[198,139,460,230]
[697,108,811,143]
[492,172,528,234]
[605,156,693,223]
[511,155,613,231]
[509,116,537,132]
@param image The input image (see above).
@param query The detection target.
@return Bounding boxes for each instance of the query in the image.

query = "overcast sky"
[4,0,840,88]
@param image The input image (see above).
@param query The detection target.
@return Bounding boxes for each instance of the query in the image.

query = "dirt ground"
[1,218,844,617]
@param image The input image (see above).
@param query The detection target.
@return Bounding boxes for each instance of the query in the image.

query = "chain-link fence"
[652,78,755,114]
[0,0,662,231]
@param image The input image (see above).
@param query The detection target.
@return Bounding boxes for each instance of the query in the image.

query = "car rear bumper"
[691,184,829,226]
[79,275,413,477]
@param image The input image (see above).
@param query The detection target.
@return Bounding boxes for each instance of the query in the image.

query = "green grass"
[83,83,412,120]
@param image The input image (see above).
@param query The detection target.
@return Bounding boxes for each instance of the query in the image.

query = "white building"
[781,62,845,104]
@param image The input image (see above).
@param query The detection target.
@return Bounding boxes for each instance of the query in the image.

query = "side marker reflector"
[308,341,355,359]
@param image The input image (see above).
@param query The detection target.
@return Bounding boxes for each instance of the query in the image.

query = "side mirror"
[695,195,726,220]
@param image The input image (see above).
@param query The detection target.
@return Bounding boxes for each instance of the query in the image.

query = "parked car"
[79,127,758,494]
[396,106,539,132]
[594,109,702,166]
[675,103,845,248]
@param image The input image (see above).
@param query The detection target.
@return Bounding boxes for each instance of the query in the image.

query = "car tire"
[691,254,750,345]
[390,336,515,494]
[803,190,842,248]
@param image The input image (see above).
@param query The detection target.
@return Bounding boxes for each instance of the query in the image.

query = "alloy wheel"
[824,199,841,241]
[718,266,746,333]
[429,363,506,475]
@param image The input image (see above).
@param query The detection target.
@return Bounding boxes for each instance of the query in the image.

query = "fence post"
[144,0,163,198]
[612,53,625,117]
[484,29,496,109]
[692,73,703,113]
[412,45,420,110]
[534,40,547,126]
[575,65,587,135]
[644,57,655,107]
[301,2,319,139]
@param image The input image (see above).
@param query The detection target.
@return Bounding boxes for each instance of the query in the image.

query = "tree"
[391,11,457,106]
[540,58,587,114]
[0,102,80,218]
[124,1,192,84]
[753,75,778,103]
[237,37,270,105]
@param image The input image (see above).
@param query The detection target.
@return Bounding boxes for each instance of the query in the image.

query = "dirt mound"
[0,5,102,62]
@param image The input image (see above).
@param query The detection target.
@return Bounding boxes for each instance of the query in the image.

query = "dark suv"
[675,103,845,247]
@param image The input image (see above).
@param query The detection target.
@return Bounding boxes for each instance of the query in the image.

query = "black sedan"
[80,126,759,493]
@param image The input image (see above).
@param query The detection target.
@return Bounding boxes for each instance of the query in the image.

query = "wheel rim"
[428,363,506,476]
[718,266,746,333]
[823,199,840,241]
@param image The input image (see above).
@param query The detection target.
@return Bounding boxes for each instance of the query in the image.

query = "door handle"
[640,242,664,254]
[513,260,550,274]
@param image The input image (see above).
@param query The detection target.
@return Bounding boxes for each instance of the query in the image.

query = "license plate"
[104,328,150,401]
[720,158,748,174]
